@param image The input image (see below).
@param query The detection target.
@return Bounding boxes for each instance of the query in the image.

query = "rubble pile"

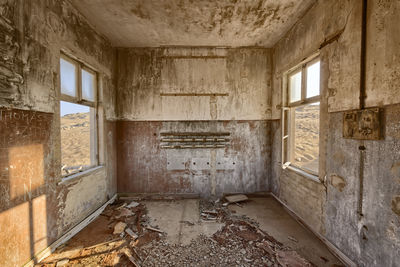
[38,196,320,267]
[142,218,313,267]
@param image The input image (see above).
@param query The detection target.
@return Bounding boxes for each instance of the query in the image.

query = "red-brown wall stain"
[116,120,270,196]
[0,108,56,266]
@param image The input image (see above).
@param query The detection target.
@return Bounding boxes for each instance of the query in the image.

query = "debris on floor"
[36,197,341,267]
[225,194,249,204]
[113,221,127,234]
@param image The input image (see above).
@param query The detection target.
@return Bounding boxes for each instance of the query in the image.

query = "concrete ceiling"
[70,0,316,48]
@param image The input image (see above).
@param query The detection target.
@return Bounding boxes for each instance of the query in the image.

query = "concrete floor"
[144,199,224,245]
[228,197,341,266]
[144,196,342,266]
[39,196,343,266]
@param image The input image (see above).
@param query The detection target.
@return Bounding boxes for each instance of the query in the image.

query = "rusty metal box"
[343,108,382,140]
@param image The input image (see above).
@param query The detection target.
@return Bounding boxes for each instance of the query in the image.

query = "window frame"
[282,54,320,177]
[59,53,99,177]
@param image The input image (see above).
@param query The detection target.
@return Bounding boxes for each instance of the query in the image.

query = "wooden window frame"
[59,53,99,175]
[282,54,320,177]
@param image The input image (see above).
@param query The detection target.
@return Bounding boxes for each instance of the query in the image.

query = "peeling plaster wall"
[271,0,362,118]
[0,1,117,266]
[271,0,400,266]
[116,47,272,196]
[117,121,270,197]
[365,0,400,107]
[117,47,272,121]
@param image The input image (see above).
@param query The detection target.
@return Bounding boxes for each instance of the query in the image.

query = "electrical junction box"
[343,108,382,140]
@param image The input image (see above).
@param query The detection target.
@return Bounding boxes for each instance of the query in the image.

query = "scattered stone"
[55,259,69,267]
[277,250,313,267]
[127,201,140,208]
[113,222,127,234]
[115,207,134,219]
[39,199,318,267]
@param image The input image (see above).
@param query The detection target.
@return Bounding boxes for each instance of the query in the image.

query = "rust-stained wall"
[0,1,117,266]
[116,47,272,196]
[271,0,400,266]
[117,121,270,197]
[0,108,56,266]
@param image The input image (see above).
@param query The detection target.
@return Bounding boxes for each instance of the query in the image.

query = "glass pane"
[82,69,96,101]
[293,102,320,174]
[60,101,95,176]
[289,71,302,103]
[60,58,77,97]
[306,61,320,98]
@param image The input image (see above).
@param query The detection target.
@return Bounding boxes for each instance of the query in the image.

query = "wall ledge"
[58,165,105,185]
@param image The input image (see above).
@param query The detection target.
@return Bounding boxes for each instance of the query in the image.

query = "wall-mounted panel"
[117,120,270,197]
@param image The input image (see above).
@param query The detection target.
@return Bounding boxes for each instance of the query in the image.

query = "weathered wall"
[116,47,272,196]
[70,0,316,48]
[271,0,400,266]
[365,0,400,107]
[117,47,272,121]
[117,121,270,197]
[0,1,116,266]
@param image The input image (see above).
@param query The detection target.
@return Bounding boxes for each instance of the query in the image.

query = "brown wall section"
[0,0,117,265]
[0,108,57,266]
[115,47,273,197]
[117,120,270,197]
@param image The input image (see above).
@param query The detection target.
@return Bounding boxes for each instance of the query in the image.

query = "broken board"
[225,194,248,203]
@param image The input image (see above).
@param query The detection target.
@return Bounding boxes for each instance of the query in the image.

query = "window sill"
[284,165,321,183]
[58,165,104,185]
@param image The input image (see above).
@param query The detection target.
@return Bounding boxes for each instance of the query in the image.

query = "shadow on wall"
[0,108,56,266]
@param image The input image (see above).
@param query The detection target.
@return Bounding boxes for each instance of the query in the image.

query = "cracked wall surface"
[0,1,117,266]
[0,0,399,266]
[70,0,315,47]
[116,47,272,197]
[271,0,400,266]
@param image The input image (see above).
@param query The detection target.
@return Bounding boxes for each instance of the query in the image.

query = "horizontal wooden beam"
[160,93,228,97]
[160,132,230,136]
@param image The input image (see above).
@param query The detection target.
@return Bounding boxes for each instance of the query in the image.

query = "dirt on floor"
[37,197,344,267]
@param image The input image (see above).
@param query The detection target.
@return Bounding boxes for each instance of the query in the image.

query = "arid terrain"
[293,103,320,174]
[61,112,91,175]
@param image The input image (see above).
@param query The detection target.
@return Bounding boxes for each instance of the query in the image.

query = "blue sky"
[60,101,89,116]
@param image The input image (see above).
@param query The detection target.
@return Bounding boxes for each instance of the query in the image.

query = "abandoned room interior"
[0,0,399,266]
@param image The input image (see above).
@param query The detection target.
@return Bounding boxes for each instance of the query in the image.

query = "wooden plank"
[160,132,230,136]
[225,194,248,203]
[123,249,140,267]
[146,226,164,234]
[160,93,228,96]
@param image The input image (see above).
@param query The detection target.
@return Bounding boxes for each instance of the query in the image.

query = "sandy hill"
[61,112,91,175]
